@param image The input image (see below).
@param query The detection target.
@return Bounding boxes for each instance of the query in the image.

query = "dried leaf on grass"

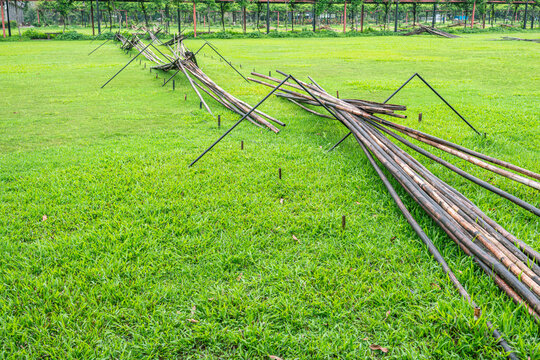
[369,344,389,353]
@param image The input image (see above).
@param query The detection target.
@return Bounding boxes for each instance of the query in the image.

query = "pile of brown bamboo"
[249,72,540,343]
[403,24,460,38]
[115,33,282,132]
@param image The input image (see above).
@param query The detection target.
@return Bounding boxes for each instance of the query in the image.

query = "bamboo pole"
[262,76,540,321]
[357,138,519,358]
[369,118,540,181]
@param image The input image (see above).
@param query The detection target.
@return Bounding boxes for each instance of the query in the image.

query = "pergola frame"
[5,0,535,38]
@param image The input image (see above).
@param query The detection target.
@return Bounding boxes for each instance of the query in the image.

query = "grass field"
[1,33,539,359]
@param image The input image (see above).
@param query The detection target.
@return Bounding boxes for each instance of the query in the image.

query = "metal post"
[6,0,11,36]
[471,1,477,28]
[266,0,270,34]
[523,2,528,29]
[243,6,246,33]
[1,0,6,38]
[360,4,364,32]
[312,2,316,32]
[432,2,436,27]
[96,0,101,34]
[193,1,197,37]
[394,0,399,32]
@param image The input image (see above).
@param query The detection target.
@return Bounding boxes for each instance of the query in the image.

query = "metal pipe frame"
[329,72,481,152]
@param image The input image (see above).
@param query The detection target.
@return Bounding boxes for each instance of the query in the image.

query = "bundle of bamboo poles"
[403,24,460,38]
[250,72,540,354]
[115,33,283,133]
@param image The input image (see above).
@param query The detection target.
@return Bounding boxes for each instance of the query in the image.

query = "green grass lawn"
[0,34,539,359]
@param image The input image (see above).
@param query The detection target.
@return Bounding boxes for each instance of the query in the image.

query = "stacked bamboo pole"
[249,72,540,355]
[115,33,282,133]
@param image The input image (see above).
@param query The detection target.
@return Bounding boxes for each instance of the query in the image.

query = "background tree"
[52,0,75,32]
[104,0,114,31]
[288,0,297,30]
[138,0,150,27]
[236,0,249,33]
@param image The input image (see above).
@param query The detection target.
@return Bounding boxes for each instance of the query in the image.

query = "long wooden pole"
[343,0,347,32]
[193,1,197,37]
[360,3,364,31]
[471,0,476,27]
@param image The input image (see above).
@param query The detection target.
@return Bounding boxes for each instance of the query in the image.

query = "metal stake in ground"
[101,39,155,88]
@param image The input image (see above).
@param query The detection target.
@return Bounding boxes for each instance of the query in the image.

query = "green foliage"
[51,0,76,19]
[55,30,85,40]
[22,29,49,39]
[6,25,539,42]
[23,7,39,25]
